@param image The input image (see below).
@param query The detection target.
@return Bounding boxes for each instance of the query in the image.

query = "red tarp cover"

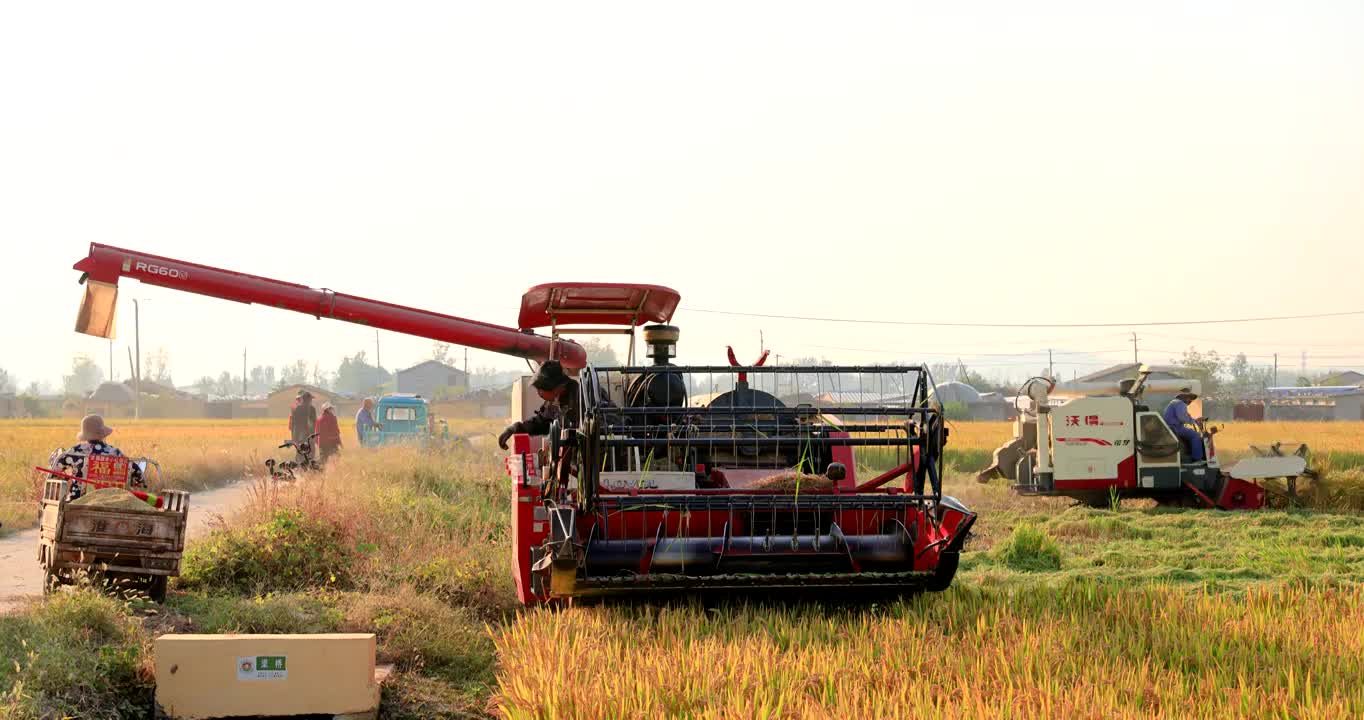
[518,283,680,329]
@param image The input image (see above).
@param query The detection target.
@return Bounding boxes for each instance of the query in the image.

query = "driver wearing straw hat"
[48,414,143,500]
[1163,387,1207,462]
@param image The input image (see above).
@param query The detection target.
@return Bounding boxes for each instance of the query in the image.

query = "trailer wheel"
[147,575,169,603]
[42,569,59,596]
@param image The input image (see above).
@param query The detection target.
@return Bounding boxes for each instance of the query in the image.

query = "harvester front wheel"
[925,551,960,593]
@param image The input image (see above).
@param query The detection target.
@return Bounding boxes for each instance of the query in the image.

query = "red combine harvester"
[72,243,975,603]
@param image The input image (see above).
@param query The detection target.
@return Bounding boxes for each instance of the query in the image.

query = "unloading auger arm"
[71,243,587,368]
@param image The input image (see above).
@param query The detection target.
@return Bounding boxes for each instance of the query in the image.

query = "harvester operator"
[1163,388,1206,462]
[498,360,579,450]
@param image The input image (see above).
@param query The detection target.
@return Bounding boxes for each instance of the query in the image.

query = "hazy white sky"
[3,1,1362,390]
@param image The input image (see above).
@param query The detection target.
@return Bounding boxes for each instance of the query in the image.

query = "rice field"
[3,419,1363,718]
[0,418,277,533]
[491,421,1364,719]
[495,584,1364,719]
[0,417,495,534]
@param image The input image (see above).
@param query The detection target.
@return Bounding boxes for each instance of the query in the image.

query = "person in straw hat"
[47,414,143,500]
[1162,387,1207,462]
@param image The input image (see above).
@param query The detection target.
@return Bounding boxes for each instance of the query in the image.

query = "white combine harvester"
[978,367,1311,509]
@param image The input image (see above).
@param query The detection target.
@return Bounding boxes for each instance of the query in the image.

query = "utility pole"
[375,331,382,371]
[109,339,115,383]
[759,330,764,355]
[132,298,141,419]
[1048,349,1054,379]
[1301,351,1306,381]
[1273,353,1278,387]
[242,348,248,397]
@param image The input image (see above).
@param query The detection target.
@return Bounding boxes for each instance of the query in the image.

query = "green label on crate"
[237,655,287,681]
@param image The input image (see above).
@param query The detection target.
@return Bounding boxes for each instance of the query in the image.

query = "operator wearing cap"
[498,360,579,450]
[1163,387,1207,462]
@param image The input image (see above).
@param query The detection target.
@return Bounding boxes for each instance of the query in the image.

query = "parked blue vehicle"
[362,394,448,447]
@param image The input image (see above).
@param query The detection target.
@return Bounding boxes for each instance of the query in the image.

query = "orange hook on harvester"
[725,346,770,384]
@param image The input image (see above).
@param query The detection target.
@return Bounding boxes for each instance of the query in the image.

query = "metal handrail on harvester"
[575,363,948,504]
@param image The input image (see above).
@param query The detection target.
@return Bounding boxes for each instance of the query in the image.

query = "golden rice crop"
[942,421,1012,453]
[495,584,1364,720]
[0,419,275,532]
[0,417,500,533]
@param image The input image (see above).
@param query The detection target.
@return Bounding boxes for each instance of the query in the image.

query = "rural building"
[437,386,512,419]
[1069,363,1190,385]
[796,384,1012,421]
[1062,364,1193,415]
[84,380,208,418]
[123,379,205,417]
[973,392,1016,421]
[203,398,271,419]
[1264,386,1364,421]
[266,384,348,419]
[84,382,136,417]
[396,360,468,400]
[0,394,18,418]
[928,382,1015,421]
[1320,370,1364,386]
[1232,401,1267,421]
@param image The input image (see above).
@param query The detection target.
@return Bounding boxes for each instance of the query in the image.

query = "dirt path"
[0,479,258,614]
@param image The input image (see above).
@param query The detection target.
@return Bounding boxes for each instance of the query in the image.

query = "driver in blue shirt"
[1162,388,1206,462]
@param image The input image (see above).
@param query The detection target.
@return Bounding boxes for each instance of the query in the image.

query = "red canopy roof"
[518,283,680,329]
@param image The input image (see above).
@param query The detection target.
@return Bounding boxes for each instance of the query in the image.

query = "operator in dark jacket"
[498,360,580,450]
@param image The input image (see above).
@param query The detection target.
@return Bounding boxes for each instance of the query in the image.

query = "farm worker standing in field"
[355,397,381,446]
[498,360,579,450]
[48,415,143,499]
[315,403,343,464]
[289,390,317,446]
[1163,388,1206,462]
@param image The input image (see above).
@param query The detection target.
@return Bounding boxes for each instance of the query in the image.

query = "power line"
[681,306,1364,329]
[1141,331,1364,350]
[1144,347,1364,362]
[805,344,1131,358]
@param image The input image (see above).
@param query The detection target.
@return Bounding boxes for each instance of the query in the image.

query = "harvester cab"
[979,368,1308,509]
